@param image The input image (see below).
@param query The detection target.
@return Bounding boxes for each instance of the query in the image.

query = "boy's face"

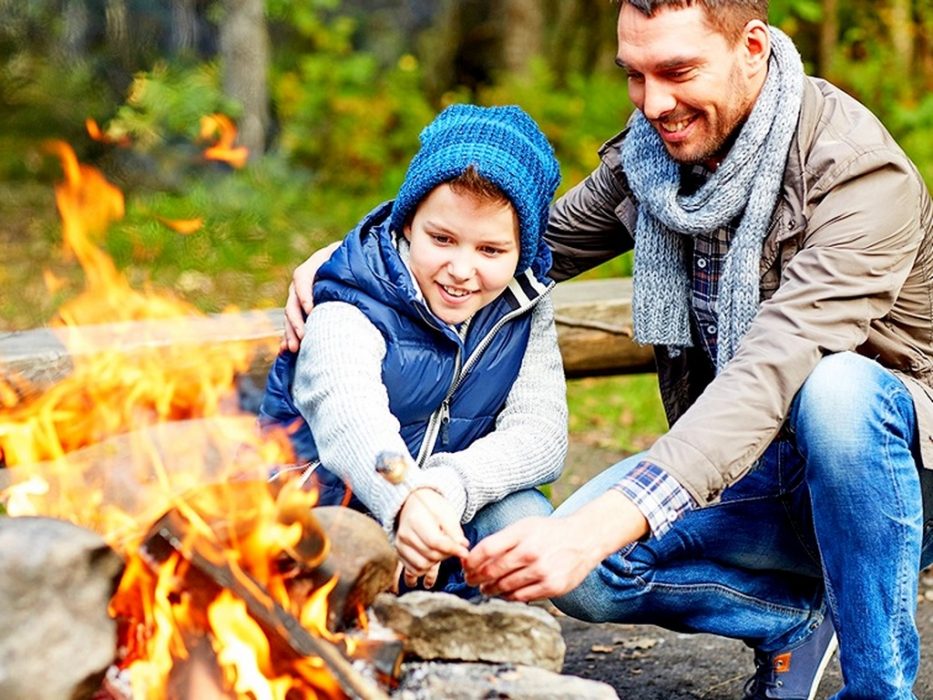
[404,183,520,325]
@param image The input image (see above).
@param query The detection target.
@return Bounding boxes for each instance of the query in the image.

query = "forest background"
[2,0,932,459]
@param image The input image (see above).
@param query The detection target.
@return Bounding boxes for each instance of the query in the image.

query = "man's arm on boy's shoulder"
[282,240,341,352]
[418,297,568,522]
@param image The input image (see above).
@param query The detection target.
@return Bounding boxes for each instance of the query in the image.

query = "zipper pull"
[440,400,451,447]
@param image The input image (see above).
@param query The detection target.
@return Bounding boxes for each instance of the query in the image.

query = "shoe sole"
[805,633,839,700]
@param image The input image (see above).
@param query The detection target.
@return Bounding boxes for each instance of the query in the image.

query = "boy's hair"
[620,0,768,44]
[390,104,560,275]
[447,165,512,210]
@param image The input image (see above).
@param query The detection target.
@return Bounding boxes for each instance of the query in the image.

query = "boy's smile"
[404,183,520,325]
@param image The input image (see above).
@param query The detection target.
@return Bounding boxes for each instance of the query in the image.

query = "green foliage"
[269,3,434,196]
[479,59,635,193]
[105,62,240,151]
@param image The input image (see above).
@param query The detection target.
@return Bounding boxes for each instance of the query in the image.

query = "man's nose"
[641,78,676,120]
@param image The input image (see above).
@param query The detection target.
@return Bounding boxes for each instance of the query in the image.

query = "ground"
[553,441,933,699]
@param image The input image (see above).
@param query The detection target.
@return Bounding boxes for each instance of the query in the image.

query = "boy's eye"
[480,246,505,256]
[430,233,452,245]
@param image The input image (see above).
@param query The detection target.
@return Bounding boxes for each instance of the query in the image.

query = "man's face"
[616,3,765,166]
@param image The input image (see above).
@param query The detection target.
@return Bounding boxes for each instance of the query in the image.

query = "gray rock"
[393,661,619,699]
[372,591,566,672]
[0,516,124,700]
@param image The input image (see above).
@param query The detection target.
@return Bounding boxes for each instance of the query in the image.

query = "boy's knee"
[469,488,552,540]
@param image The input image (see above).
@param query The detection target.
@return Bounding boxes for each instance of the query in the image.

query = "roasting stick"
[375,451,471,582]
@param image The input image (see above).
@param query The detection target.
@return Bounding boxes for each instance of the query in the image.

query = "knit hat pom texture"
[390,104,560,274]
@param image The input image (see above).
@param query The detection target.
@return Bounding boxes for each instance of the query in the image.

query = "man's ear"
[743,20,771,78]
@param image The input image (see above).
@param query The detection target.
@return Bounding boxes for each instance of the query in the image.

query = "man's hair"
[446,165,512,209]
[620,0,768,43]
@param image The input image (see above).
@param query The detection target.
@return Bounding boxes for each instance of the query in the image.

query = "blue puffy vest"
[260,201,553,471]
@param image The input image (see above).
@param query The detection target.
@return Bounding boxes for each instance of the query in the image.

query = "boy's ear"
[402,223,413,242]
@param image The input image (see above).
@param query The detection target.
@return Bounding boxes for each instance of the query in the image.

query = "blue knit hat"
[390,104,560,274]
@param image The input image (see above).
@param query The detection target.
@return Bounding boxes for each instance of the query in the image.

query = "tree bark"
[219,0,270,157]
[501,0,543,76]
[170,0,199,56]
[818,0,839,79]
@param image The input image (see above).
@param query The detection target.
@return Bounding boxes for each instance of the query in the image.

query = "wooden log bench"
[0,278,654,401]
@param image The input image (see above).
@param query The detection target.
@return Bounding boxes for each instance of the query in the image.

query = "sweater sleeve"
[291,302,412,528]
[413,296,569,523]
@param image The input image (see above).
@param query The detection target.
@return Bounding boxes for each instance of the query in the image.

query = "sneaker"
[742,616,839,699]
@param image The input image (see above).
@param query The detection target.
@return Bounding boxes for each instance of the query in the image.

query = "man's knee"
[790,352,914,448]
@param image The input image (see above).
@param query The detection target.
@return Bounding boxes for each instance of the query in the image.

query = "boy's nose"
[446,253,476,280]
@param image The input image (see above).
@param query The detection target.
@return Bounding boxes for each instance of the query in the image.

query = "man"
[285,1,933,697]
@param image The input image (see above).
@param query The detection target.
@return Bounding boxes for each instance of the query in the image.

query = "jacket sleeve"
[545,157,637,282]
[647,151,927,505]
[291,302,413,528]
[414,296,569,523]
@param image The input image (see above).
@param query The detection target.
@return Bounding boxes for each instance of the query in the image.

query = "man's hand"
[463,489,649,601]
[281,241,341,352]
[394,488,470,589]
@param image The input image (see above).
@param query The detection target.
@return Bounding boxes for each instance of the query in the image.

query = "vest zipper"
[413,283,553,467]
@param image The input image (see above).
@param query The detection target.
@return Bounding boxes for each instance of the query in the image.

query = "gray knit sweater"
[291,296,568,529]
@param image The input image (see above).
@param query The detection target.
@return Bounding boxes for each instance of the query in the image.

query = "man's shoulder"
[791,76,921,201]
[799,76,912,169]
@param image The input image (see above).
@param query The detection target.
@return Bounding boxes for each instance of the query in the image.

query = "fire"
[0,142,354,699]
[200,114,249,169]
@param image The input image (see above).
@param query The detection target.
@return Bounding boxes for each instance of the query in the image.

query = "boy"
[260,104,567,594]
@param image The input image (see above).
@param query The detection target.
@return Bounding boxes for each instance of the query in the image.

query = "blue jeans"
[552,353,933,699]
[310,466,553,598]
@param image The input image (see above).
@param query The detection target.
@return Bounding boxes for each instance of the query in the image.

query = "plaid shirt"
[615,164,736,538]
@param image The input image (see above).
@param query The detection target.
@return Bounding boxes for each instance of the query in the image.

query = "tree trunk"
[818,0,839,78]
[219,0,270,158]
[501,0,542,76]
[888,0,914,98]
[62,0,90,62]
[170,0,199,56]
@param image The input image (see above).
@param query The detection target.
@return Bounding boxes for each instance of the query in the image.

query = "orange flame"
[86,117,132,146]
[0,143,351,699]
[200,114,249,169]
[156,215,204,234]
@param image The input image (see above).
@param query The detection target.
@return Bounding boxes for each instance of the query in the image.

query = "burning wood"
[138,504,390,700]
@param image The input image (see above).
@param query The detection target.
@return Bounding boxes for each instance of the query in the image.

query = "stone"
[309,506,398,632]
[371,591,565,672]
[392,661,618,699]
[0,516,124,700]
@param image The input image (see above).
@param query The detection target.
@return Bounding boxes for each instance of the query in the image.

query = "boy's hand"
[281,241,341,352]
[394,488,469,588]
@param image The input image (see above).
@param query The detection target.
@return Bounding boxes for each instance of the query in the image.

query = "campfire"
[0,130,393,699]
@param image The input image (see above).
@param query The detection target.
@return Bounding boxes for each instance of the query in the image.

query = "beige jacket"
[546,76,933,507]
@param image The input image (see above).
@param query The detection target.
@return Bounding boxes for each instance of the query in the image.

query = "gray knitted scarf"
[621,28,803,372]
